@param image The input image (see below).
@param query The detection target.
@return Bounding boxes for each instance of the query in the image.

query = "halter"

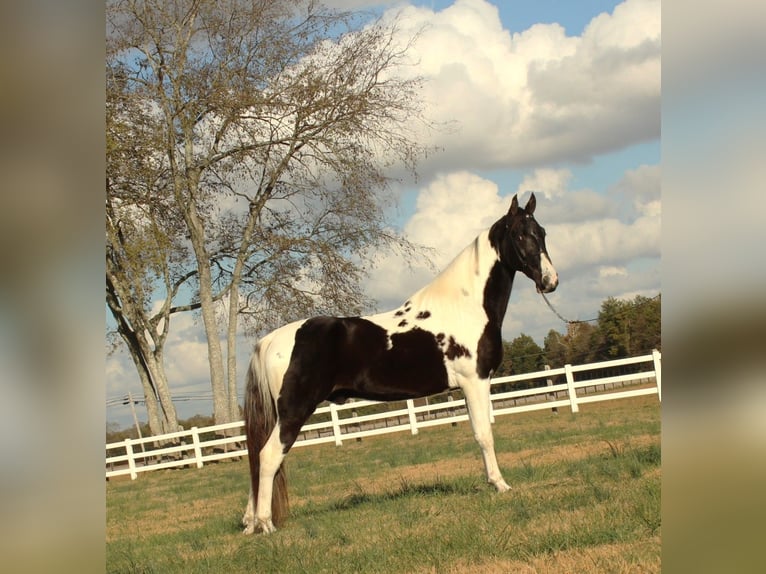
[506,215,538,278]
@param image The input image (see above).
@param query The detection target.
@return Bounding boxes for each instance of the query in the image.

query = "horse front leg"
[461,378,510,492]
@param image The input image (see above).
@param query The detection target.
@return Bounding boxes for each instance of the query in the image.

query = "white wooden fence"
[106,350,661,480]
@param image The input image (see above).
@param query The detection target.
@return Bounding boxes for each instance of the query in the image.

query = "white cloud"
[599,265,628,278]
[163,340,213,391]
[548,214,659,273]
[383,0,659,171]
[105,356,129,396]
[404,171,507,265]
[366,160,660,341]
[512,167,615,225]
[537,164,660,278]
[366,171,509,305]
[516,168,571,199]
[610,164,661,217]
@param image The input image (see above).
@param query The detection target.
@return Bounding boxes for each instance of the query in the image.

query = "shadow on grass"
[233,476,484,533]
[336,477,480,510]
[291,475,483,517]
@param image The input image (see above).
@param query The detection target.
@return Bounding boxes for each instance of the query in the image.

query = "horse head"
[492,193,558,294]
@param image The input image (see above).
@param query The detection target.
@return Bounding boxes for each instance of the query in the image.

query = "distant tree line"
[494,294,661,386]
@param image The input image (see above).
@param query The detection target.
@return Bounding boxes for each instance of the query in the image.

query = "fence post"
[564,364,579,413]
[352,407,362,442]
[652,349,662,401]
[125,438,137,480]
[330,403,343,446]
[407,399,419,435]
[546,364,558,414]
[448,393,457,427]
[488,389,496,424]
[191,427,204,469]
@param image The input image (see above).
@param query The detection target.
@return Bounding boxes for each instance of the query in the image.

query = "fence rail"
[106,350,661,480]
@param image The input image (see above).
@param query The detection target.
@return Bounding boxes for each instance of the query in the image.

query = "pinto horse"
[242,193,558,534]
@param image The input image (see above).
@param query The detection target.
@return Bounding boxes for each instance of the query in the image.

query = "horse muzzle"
[537,276,558,293]
[537,253,558,293]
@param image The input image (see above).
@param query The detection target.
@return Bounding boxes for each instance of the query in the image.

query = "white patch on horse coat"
[363,230,498,386]
[540,251,558,289]
[256,319,305,403]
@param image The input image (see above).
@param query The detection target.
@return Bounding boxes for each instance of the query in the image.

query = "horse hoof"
[242,524,255,535]
[494,480,511,493]
[257,519,277,534]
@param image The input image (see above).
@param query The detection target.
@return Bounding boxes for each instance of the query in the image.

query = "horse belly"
[345,323,450,401]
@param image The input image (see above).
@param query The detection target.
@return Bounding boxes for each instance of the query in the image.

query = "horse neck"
[415,230,516,324]
[482,255,516,329]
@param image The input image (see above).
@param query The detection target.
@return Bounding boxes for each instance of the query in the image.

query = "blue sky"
[107,0,660,428]
[421,0,623,34]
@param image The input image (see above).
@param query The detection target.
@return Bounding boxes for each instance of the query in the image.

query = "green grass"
[107,395,660,573]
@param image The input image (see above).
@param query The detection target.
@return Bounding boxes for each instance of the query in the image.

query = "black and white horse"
[242,193,558,534]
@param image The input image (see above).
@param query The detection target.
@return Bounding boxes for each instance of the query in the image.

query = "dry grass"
[428,537,661,574]
[107,395,660,573]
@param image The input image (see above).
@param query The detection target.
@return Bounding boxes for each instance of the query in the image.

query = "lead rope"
[541,292,580,325]
[541,291,660,326]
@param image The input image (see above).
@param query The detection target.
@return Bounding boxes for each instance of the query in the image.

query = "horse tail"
[244,339,289,527]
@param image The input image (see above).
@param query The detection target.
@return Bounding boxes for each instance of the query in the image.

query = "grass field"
[106,395,660,573]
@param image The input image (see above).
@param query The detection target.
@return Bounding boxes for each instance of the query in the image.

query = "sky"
[106,0,660,429]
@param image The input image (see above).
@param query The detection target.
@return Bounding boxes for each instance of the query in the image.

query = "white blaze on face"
[540,251,558,289]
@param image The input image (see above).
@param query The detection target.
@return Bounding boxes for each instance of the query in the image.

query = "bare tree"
[106,69,189,435]
[106,0,430,424]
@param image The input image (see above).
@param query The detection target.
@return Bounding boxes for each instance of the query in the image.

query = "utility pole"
[124,391,145,452]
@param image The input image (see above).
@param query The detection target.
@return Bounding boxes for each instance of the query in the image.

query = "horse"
[241,192,558,534]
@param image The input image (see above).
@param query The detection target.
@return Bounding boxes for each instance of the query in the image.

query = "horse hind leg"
[250,424,288,534]
[242,487,255,533]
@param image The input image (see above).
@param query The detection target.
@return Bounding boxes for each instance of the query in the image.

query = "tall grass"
[107,396,660,573]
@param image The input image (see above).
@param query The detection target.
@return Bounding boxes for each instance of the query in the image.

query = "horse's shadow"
[326,476,481,513]
[235,476,484,532]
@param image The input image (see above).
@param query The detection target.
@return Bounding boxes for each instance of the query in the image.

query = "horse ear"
[525,192,536,215]
[508,194,519,216]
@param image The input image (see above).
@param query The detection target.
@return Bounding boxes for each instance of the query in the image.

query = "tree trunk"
[121,334,164,437]
[183,193,230,425]
[141,344,179,434]
[199,260,230,425]
[106,273,179,435]
[226,279,241,422]
[224,194,268,423]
